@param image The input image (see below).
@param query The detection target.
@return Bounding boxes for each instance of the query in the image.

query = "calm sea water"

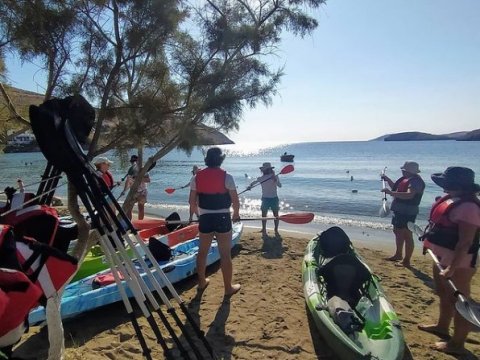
[1,140,479,233]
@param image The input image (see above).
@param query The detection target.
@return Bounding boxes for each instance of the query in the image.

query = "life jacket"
[195,168,232,210]
[102,171,114,189]
[424,195,480,265]
[0,268,43,348]
[0,224,78,301]
[392,175,425,206]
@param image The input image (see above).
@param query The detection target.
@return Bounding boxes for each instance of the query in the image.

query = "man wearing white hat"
[248,162,282,237]
[94,157,119,190]
[381,161,425,267]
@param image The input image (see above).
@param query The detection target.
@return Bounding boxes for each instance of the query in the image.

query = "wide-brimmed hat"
[259,162,274,171]
[94,156,113,165]
[431,166,480,192]
[400,161,420,174]
[130,155,138,163]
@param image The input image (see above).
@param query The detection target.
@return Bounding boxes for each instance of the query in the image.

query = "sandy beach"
[13,227,480,360]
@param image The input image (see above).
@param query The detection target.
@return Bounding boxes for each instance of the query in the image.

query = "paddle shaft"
[167,212,314,225]
[239,164,294,195]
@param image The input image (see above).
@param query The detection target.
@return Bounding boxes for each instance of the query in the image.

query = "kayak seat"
[318,253,371,307]
[314,226,352,260]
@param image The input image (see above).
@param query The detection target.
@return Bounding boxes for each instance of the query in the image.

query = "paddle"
[238,164,294,195]
[408,222,480,330]
[167,212,314,225]
[379,167,390,217]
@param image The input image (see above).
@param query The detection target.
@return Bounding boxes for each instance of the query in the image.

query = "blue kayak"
[29,222,243,324]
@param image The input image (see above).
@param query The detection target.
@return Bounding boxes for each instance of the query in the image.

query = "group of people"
[382,161,480,355]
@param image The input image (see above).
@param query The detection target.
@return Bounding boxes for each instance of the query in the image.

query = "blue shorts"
[199,213,232,234]
[261,197,279,212]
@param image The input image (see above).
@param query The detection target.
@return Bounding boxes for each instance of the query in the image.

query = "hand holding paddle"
[239,164,294,195]
[379,167,390,217]
[408,221,480,329]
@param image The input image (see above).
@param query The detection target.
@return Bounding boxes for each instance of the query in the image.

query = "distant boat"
[3,132,40,153]
[280,153,295,162]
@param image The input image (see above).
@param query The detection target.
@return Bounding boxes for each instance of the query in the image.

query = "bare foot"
[225,283,241,297]
[433,341,467,355]
[385,255,402,261]
[418,324,450,339]
[395,261,411,268]
[274,231,281,238]
[198,278,210,292]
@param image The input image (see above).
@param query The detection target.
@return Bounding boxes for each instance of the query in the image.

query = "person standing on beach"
[381,161,425,267]
[94,157,120,190]
[418,166,480,356]
[122,155,150,220]
[188,147,241,296]
[247,162,282,237]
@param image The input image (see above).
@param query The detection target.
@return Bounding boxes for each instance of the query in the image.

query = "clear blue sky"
[4,0,480,147]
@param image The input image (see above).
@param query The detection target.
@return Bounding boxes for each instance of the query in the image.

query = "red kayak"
[132,217,166,230]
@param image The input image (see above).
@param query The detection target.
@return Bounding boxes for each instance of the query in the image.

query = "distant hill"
[371,129,480,141]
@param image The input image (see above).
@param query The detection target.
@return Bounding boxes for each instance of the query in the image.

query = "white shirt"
[253,174,281,198]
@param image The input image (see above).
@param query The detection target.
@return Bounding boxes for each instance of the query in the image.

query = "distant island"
[372,129,480,141]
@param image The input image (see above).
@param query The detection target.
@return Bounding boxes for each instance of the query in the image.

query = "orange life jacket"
[195,168,231,210]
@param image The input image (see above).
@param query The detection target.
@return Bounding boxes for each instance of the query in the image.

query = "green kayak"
[302,226,405,360]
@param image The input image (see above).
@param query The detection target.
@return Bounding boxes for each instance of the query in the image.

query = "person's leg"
[435,267,476,353]
[402,229,414,266]
[216,230,241,296]
[138,202,145,220]
[273,209,280,235]
[197,231,214,289]
[261,201,268,235]
[419,263,454,336]
[387,227,404,260]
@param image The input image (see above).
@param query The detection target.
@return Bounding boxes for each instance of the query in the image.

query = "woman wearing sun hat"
[248,162,282,237]
[417,166,480,356]
[381,161,425,267]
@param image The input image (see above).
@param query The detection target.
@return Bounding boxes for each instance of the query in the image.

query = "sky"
[4,0,480,146]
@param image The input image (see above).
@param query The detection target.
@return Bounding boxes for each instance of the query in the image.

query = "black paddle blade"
[455,296,480,331]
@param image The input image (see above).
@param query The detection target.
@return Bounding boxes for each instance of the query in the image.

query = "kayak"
[132,217,166,230]
[302,226,405,360]
[29,222,243,324]
[71,223,199,282]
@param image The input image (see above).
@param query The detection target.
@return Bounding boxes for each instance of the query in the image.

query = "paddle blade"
[279,164,294,175]
[165,188,175,194]
[278,212,314,224]
[379,200,390,217]
[455,297,480,330]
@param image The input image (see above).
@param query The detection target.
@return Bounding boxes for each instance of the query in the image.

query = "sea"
[1,140,479,246]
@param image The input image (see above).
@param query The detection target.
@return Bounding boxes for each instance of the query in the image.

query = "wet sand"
[14,227,480,359]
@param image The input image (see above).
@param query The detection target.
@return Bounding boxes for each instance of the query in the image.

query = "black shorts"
[199,213,232,234]
[392,213,417,229]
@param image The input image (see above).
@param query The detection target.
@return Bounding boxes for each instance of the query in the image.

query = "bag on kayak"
[327,296,363,335]
[314,226,352,259]
[148,237,172,262]
[92,271,125,289]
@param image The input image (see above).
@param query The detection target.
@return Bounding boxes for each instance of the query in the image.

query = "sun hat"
[130,155,138,163]
[400,161,420,174]
[94,156,113,165]
[259,162,275,171]
[431,166,480,192]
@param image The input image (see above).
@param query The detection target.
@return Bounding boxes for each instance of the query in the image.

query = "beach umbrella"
[379,167,390,217]
[408,222,480,329]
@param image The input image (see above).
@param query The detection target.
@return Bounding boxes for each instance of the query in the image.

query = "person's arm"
[380,174,395,189]
[143,173,151,183]
[441,221,477,277]
[383,187,417,200]
[230,188,240,222]
[275,174,281,188]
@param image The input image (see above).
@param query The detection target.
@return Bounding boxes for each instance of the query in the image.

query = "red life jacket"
[0,268,43,347]
[195,168,232,210]
[425,195,480,265]
[0,224,78,301]
[102,171,114,189]
[392,175,425,206]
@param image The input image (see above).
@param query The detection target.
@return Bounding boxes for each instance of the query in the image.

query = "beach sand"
[13,227,480,360]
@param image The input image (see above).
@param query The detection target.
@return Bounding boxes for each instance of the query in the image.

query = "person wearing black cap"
[189,147,241,296]
[381,161,425,267]
[418,167,480,355]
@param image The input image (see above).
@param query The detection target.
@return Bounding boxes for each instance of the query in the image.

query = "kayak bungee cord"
[29,96,215,360]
